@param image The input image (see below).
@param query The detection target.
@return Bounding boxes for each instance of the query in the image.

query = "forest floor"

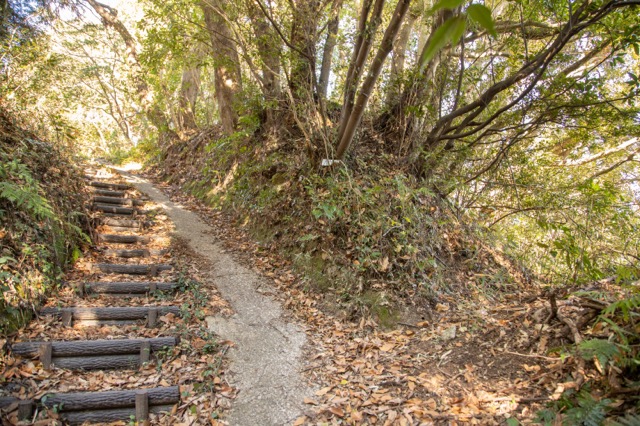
[117,164,606,426]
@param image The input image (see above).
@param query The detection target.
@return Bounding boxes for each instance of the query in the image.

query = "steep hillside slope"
[0,110,90,333]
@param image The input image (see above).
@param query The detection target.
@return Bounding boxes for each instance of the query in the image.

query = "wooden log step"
[105,226,140,232]
[103,249,167,258]
[89,181,131,190]
[93,196,144,206]
[40,306,180,321]
[41,386,179,411]
[101,218,143,228]
[98,234,151,244]
[0,396,19,409]
[83,281,178,295]
[93,189,127,197]
[56,354,140,370]
[11,337,178,357]
[92,204,135,215]
[60,404,174,425]
[93,263,173,275]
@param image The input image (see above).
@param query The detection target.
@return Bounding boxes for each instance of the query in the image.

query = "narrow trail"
[1,165,313,424]
[2,169,183,423]
[119,170,312,425]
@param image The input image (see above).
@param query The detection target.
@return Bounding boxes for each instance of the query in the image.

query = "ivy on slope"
[0,110,90,333]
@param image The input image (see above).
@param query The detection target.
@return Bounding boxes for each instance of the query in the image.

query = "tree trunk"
[375,9,451,149]
[335,0,412,159]
[246,1,282,123]
[289,0,321,100]
[318,0,343,100]
[385,10,418,106]
[200,0,242,134]
[336,0,386,145]
[178,66,200,131]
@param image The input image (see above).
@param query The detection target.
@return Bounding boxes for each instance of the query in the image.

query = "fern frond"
[608,413,640,426]
[604,294,640,322]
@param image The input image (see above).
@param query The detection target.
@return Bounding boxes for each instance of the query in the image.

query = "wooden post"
[140,341,151,364]
[18,400,33,421]
[39,343,52,370]
[135,390,149,425]
[147,308,158,328]
[61,310,73,327]
[76,282,85,298]
[149,282,157,294]
[148,265,158,277]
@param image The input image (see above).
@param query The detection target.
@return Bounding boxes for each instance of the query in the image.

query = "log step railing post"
[136,390,149,425]
[147,308,158,328]
[61,310,73,327]
[17,400,33,421]
[39,342,52,370]
[139,341,151,365]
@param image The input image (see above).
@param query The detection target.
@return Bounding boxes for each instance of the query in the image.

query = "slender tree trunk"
[85,0,172,136]
[318,0,343,100]
[385,11,418,106]
[375,9,450,147]
[201,0,242,134]
[289,0,321,100]
[335,0,412,159]
[178,66,200,131]
[246,1,281,123]
[336,0,385,145]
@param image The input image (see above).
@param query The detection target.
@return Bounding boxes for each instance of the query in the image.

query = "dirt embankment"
[0,110,91,333]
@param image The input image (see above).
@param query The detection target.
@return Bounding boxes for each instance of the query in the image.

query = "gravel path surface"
[120,171,312,425]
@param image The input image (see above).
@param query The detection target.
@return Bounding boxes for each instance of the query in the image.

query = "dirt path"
[119,171,313,425]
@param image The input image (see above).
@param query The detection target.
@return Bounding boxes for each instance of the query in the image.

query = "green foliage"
[578,339,623,369]
[420,16,466,68]
[564,390,612,426]
[608,414,640,426]
[0,114,89,334]
[421,1,496,67]
[0,158,55,220]
[604,294,640,322]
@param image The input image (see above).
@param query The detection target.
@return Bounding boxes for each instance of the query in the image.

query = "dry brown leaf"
[328,406,345,417]
[293,416,307,425]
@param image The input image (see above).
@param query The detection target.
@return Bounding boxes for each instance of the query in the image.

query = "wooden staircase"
[1,170,187,424]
